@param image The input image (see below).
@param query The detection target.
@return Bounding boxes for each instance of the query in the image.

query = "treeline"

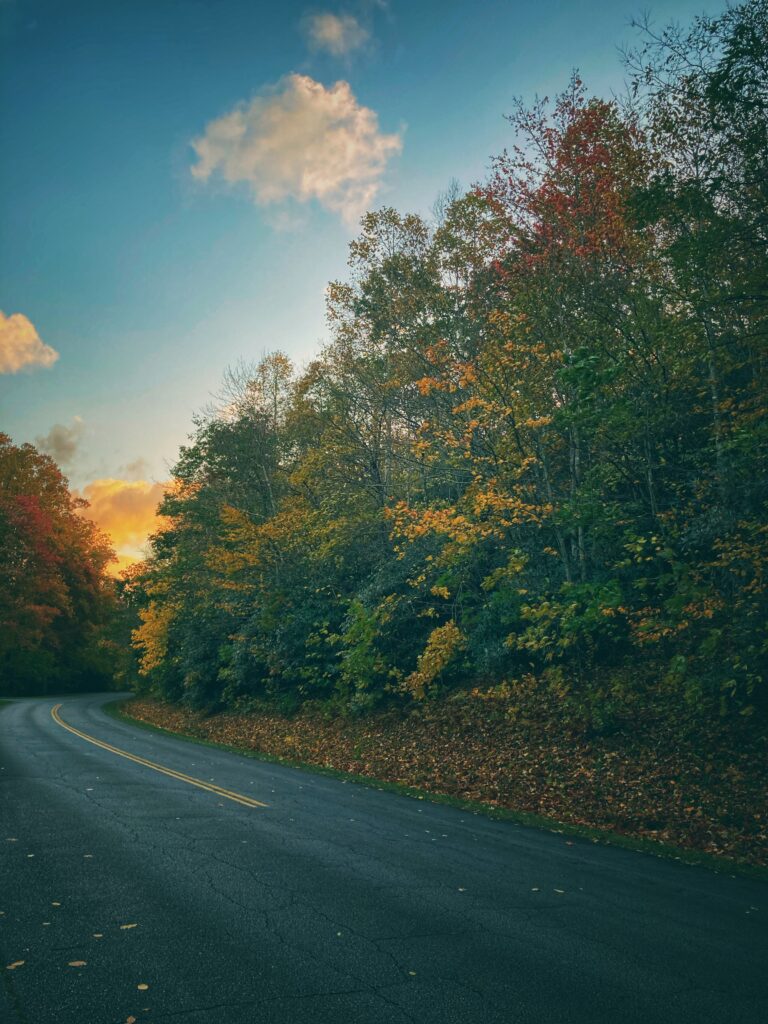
[0,435,120,696]
[130,3,768,726]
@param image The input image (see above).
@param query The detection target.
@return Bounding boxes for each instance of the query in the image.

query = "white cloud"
[303,13,369,56]
[0,311,59,374]
[35,416,84,465]
[190,74,402,224]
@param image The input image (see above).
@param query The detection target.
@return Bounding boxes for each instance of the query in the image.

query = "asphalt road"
[0,694,766,1024]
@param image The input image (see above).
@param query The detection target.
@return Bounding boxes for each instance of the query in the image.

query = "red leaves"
[0,433,117,690]
[6,495,60,568]
[484,77,649,276]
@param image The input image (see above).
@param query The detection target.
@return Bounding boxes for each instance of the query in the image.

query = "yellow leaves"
[430,585,451,599]
[390,476,550,577]
[451,395,491,415]
[471,485,550,526]
[388,501,479,546]
[457,361,477,387]
[404,621,466,699]
[216,500,351,578]
[133,601,177,676]
[487,308,513,331]
[416,376,439,396]
[135,576,169,601]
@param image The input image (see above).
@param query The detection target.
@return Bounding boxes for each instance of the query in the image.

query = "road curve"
[1,693,766,1024]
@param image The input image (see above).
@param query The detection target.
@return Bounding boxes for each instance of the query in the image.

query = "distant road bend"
[1,694,766,1024]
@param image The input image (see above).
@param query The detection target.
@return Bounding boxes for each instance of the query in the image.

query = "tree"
[0,434,117,695]
[131,2,768,723]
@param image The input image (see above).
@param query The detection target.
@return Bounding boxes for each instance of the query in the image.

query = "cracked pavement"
[0,694,766,1023]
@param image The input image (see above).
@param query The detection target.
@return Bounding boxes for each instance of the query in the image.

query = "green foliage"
[131,3,768,727]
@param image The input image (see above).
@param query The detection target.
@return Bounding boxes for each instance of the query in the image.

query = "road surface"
[0,694,766,1023]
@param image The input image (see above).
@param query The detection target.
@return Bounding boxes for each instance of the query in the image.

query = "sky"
[0,0,721,567]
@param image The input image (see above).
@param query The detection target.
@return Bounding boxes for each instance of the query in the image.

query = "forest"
[2,2,766,739]
[124,2,767,734]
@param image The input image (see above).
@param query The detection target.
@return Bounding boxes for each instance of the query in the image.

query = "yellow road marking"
[50,704,267,809]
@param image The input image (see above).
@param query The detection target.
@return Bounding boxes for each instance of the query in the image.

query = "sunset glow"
[77,478,168,571]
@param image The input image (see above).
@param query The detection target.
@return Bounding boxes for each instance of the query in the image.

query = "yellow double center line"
[51,704,267,809]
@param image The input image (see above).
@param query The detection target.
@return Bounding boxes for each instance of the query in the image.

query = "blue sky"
[0,0,719,555]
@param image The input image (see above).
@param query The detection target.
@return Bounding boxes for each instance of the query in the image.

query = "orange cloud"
[77,478,168,573]
[110,552,145,576]
[0,310,59,374]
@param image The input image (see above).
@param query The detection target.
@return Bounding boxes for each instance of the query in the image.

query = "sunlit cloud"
[0,311,59,374]
[190,73,402,224]
[110,552,145,576]
[77,477,168,572]
[303,12,369,55]
[35,416,84,466]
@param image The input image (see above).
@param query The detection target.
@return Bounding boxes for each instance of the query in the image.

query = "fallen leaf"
[93,933,103,939]
[68,961,87,967]
[137,983,149,991]
[5,961,24,970]
[120,923,138,930]
[122,695,768,868]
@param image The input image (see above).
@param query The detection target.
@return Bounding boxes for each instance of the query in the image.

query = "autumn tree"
[131,1,767,724]
[0,434,117,695]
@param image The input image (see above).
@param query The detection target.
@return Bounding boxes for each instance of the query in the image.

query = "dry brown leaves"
[126,695,768,866]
